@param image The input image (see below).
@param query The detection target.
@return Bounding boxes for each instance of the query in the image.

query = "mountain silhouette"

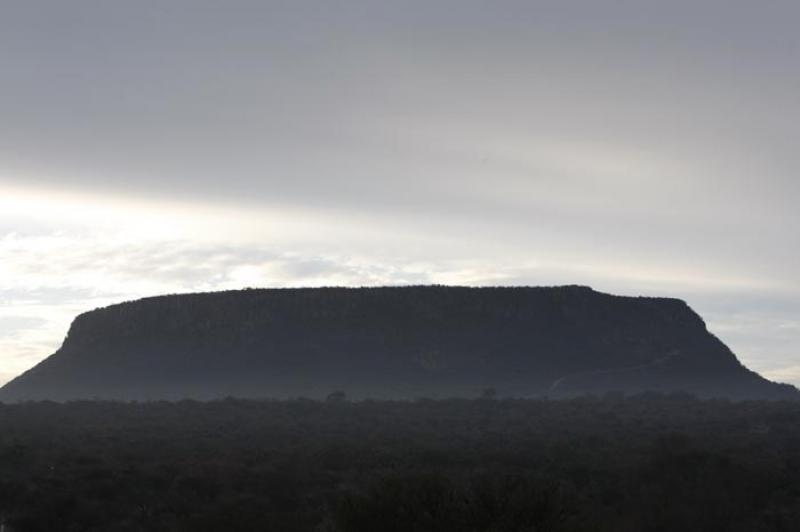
[0,286,795,401]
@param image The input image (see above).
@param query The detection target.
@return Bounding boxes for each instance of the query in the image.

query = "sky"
[0,0,798,387]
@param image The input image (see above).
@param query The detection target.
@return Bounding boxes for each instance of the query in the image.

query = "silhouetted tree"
[481,387,498,400]
[326,390,347,403]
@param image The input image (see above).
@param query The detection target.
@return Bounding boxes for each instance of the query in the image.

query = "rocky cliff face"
[1,286,795,401]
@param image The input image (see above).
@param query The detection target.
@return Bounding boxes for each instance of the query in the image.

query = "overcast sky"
[1,0,798,387]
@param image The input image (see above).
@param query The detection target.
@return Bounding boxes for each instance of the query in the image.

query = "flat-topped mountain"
[1,286,795,401]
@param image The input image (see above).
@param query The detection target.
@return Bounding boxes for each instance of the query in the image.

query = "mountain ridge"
[1,285,796,401]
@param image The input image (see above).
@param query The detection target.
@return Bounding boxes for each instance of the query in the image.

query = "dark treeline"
[1,395,800,531]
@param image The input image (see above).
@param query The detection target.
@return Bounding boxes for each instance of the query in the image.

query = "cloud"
[0,316,47,337]
[762,366,800,385]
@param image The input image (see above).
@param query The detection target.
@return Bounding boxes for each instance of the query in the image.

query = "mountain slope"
[0,286,795,401]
